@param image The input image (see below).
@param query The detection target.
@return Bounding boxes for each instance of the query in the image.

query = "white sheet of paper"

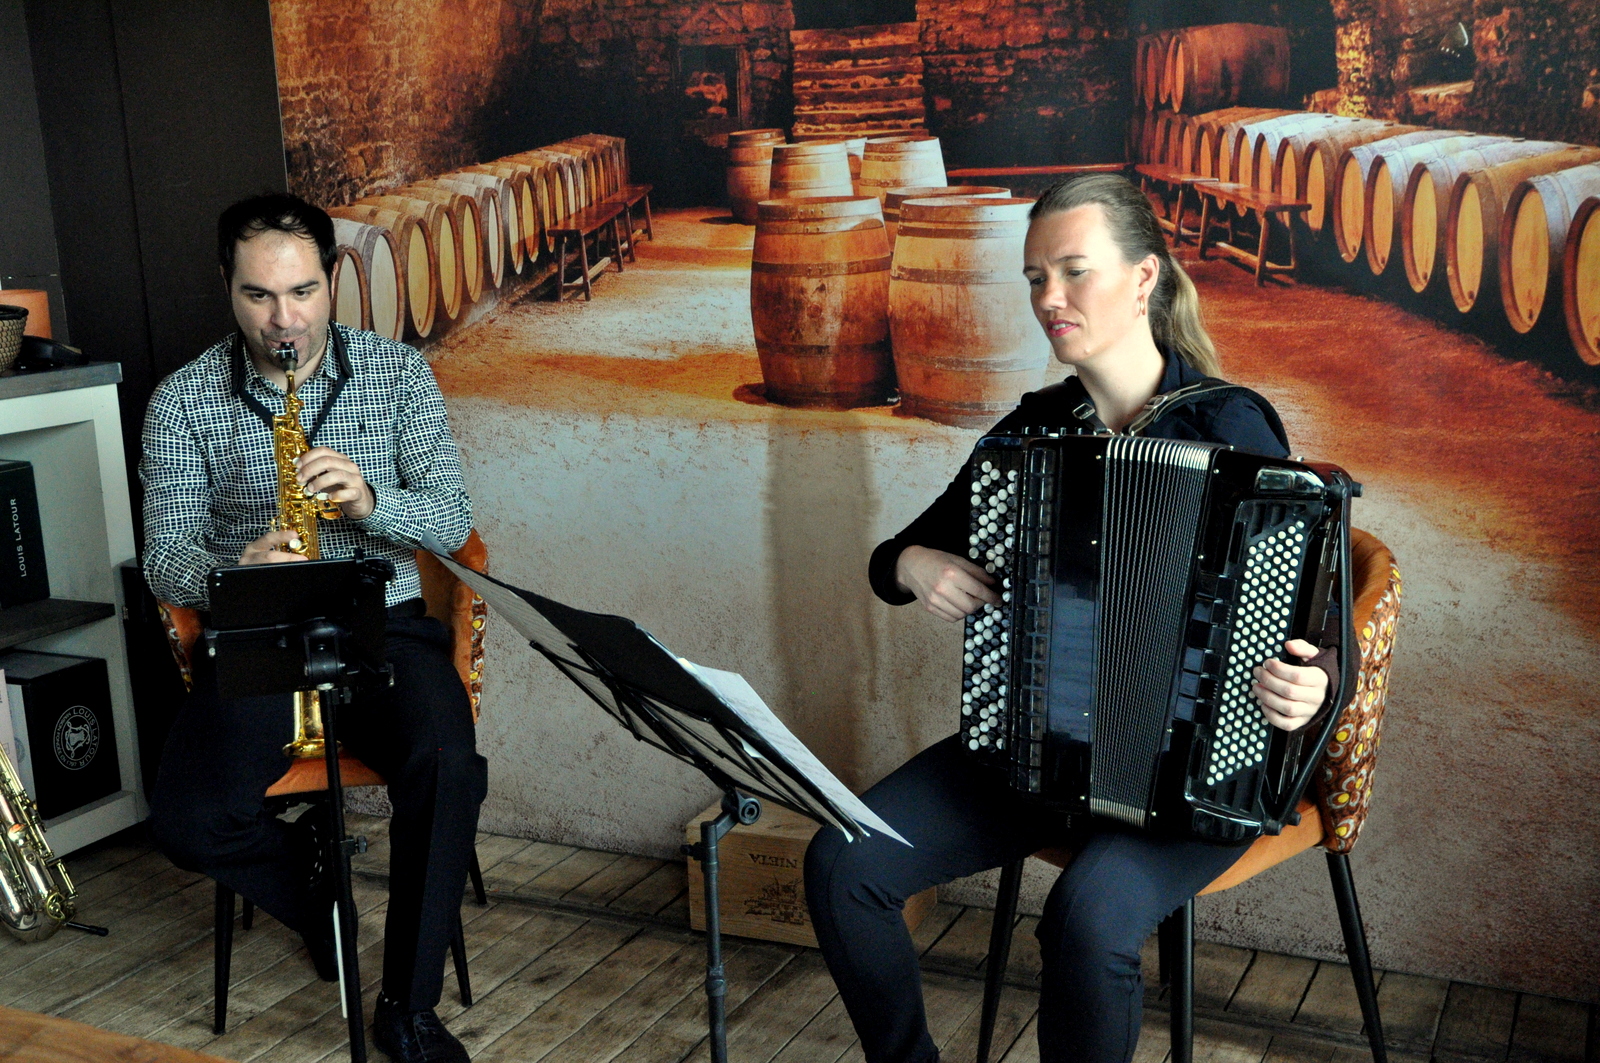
[678,659,910,847]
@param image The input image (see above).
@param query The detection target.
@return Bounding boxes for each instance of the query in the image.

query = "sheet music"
[678,660,909,846]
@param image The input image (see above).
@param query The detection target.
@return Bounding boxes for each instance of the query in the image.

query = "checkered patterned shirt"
[139,323,473,609]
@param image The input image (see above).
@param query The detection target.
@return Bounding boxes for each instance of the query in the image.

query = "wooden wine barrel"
[416,179,504,290]
[545,142,604,204]
[1275,120,1412,235]
[1151,111,1185,167]
[883,185,1010,247]
[437,172,522,276]
[506,150,578,218]
[570,133,627,196]
[527,149,590,212]
[1159,33,1179,107]
[729,128,786,149]
[327,206,435,338]
[1168,23,1290,114]
[397,186,483,306]
[1400,139,1570,294]
[1185,107,1279,176]
[889,197,1050,427]
[1215,109,1295,182]
[1352,133,1496,273]
[750,196,895,408]
[1445,145,1600,313]
[1249,113,1349,192]
[729,141,781,224]
[362,195,462,321]
[1136,32,1174,109]
[1499,163,1600,334]
[329,245,369,333]
[461,163,539,263]
[1562,195,1600,364]
[769,142,854,199]
[329,218,405,340]
[859,137,946,203]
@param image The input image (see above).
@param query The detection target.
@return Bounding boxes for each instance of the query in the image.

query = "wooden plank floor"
[3,816,1591,1063]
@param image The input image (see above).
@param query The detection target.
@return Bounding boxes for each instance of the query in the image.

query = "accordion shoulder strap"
[1125,377,1287,445]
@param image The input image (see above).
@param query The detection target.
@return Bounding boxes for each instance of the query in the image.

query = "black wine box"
[0,460,50,608]
[1,651,121,821]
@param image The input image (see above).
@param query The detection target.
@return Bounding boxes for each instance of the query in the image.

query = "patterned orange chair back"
[157,530,490,721]
[1313,527,1401,853]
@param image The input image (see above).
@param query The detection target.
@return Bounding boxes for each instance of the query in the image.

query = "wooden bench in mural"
[603,182,654,259]
[1134,163,1217,246]
[548,198,628,301]
[1195,181,1311,285]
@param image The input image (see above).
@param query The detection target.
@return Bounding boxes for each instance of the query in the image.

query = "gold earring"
[1137,295,1147,317]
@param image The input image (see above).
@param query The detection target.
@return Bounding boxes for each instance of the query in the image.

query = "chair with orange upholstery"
[975,528,1403,1063]
[156,530,491,1036]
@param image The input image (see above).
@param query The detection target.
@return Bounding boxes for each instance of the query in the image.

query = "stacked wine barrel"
[325,133,630,341]
[1134,24,1289,115]
[1129,97,1600,366]
[746,134,1048,421]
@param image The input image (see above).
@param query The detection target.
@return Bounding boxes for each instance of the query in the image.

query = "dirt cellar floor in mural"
[426,206,1600,989]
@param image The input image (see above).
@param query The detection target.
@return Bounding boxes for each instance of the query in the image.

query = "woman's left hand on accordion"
[1252,639,1329,731]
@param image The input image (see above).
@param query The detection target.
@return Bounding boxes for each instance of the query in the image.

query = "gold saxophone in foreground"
[0,740,78,942]
[271,341,343,759]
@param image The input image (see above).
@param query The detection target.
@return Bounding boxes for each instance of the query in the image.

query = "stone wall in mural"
[269,0,1600,997]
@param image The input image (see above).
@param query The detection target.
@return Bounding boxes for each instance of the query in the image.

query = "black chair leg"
[242,898,254,931]
[976,860,1025,1063]
[450,912,473,1007]
[1327,852,1388,1063]
[469,849,487,906]
[214,883,235,1035]
[1161,901,1195,1063]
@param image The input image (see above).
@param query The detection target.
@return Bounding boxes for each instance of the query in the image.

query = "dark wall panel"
[0,0,66,338]
[25,0,149,385]
[109,0,288,383]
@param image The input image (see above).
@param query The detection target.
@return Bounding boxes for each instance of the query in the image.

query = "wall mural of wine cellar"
[266,0,1600,1000]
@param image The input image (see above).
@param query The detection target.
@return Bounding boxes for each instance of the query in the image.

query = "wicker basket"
[0,306,27,374]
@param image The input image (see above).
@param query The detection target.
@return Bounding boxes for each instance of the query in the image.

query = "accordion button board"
[959,433,1354,844]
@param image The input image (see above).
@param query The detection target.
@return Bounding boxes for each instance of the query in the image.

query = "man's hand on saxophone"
[294,446,375,520]
[239,527,312,565]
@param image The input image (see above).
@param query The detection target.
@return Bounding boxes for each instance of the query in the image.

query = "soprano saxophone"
[271,341,343,759]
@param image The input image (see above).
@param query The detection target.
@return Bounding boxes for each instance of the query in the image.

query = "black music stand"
[427,553,906,1063]
[204,555,394,1063]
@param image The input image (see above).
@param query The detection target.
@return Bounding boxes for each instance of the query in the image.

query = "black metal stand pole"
[685,789,761,1063]
[322,690,368,1063]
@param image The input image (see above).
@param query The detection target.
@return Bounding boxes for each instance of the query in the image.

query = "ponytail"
[1029,174,1222,376]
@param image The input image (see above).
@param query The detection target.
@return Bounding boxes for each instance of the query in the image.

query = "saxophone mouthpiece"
[274,341,299,373]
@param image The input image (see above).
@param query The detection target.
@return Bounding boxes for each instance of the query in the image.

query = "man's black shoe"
[372,994,470,1063]
[299,923,340,982]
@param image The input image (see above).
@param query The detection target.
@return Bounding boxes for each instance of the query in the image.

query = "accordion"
[960,433,1358,843]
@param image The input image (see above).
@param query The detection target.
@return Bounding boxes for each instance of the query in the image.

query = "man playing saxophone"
[139,193,484,1063]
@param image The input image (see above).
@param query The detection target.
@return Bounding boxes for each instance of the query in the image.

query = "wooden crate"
[686,800,936,948]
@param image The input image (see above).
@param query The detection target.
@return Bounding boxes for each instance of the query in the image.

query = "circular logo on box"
[53,706,100,771]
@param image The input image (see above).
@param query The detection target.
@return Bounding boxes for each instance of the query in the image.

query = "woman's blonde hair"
[1028,173,1221,377]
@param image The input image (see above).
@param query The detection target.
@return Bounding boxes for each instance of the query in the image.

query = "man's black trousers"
[148,604,489,1010]
[804,735,1246,1063]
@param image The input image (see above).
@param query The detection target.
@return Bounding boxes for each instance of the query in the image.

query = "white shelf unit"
[0,365,146,855]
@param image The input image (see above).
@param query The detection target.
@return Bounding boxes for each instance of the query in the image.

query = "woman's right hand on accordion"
[1253,638,1331,731]
[895,545,1000,622]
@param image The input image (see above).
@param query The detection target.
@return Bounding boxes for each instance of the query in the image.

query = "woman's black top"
[868,354,1290,605]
